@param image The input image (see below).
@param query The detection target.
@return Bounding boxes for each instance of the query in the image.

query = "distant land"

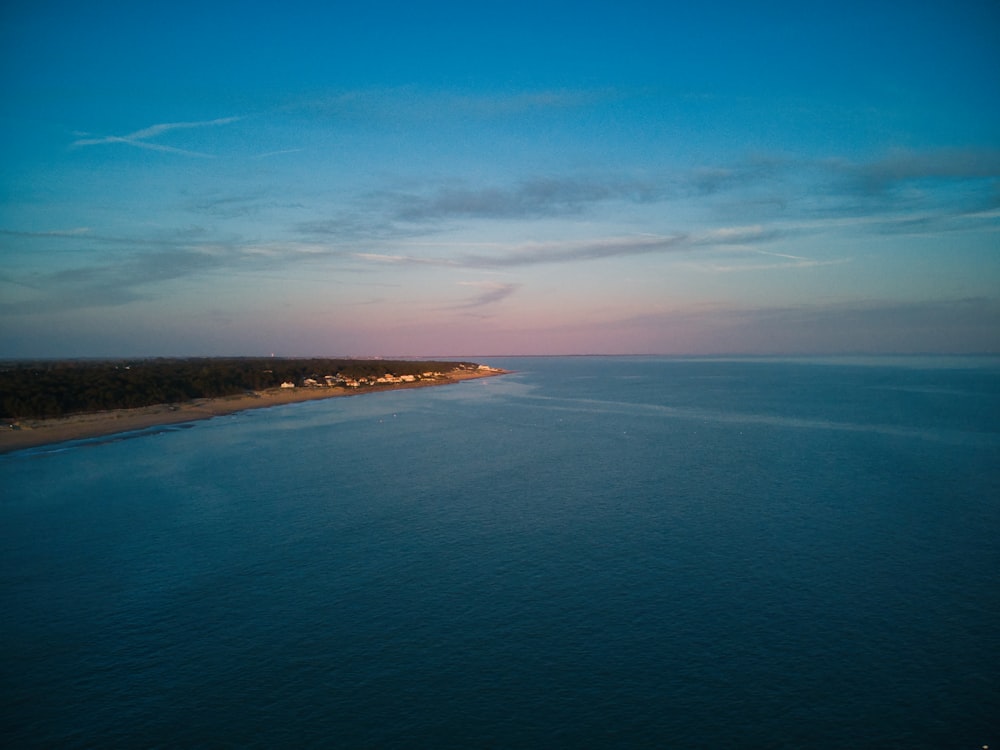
[0,357,507,453]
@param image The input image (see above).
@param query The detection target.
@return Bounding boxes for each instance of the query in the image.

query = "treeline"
[0,358,475,419]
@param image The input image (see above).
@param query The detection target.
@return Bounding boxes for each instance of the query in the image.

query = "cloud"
[187,191,269,218]
[252,148,305,159]
[675,148,1000,222]
[0,234,344,315]
[297,145,997,249]
[691,225,784,246]
[682,148,1000,237]
[298,214,441,242]
[381,175,660,223]
[352,224,799,271]
[0,221,395,317]
[852,148,1000,193]
[484,234,687,267]
[185,190,306,220]
[687,157,785,195]
[354,233,689,269]
[295,173,666,243]
[7,249,226,313]
[0,227,91,238]
[71,116,240,157]
[700,257,849,273]
[454,281,520,309]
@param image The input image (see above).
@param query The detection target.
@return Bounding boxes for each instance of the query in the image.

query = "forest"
[0,358,476,419]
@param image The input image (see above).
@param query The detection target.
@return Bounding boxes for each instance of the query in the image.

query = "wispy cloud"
[296,175,661,243]
[687,157,786,195]
[354,233,689,269]
[0,234,354,315]
[454,281,520,309]
[0,227,91,238]
[71,116,240,157]
[850,147,1000,193]
[690,225,784,246]
[700,257,849,273]
[0,248,227,314]
[291,145,998,252]
[252,148,305,159]
[380,175,660,223]
[185,189,306,220]
[351,224,800,271]
[9,140,993,322]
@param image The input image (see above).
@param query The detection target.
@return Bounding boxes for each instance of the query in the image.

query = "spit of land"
[0,363,507,454]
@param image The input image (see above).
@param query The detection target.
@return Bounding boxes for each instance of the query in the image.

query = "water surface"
[2,357,998,748]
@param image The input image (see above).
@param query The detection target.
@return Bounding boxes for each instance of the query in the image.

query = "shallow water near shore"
[2,356,999,748]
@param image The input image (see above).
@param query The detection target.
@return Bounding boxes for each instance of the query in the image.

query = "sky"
[1,0,998,357]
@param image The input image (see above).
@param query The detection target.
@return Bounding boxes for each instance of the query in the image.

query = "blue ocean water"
[2,356,998,748]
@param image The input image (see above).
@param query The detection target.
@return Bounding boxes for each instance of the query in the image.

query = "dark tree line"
[0,358,475,419]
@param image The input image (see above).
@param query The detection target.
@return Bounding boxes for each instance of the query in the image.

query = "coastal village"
[279,363,502,390]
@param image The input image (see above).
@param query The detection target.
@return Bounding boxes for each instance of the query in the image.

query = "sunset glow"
[2,1,998,356]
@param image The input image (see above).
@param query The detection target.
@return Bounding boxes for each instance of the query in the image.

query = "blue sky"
[1,0,998,357]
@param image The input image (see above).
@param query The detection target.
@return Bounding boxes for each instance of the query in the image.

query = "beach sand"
[0,368,506,454]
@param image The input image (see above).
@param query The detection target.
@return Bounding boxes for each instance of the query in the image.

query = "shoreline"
[0,368,508,455]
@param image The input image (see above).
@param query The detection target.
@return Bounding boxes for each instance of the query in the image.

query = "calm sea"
[2,356,998,748]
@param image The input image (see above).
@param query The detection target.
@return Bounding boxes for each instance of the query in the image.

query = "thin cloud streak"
[351,227,792,271]
[454,281,520,309]
[71,116,241,157]
[253,148,305,159]
[0,227,91,238]
[353,233,688,269]
[701,258,849,273]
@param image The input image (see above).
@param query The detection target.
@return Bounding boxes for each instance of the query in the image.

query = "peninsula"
[0,357,507,454]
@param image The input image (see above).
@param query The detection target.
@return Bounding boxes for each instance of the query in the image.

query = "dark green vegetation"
[0,358,477,419]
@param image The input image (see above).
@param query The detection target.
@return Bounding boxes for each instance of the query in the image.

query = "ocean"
[2,356,998,748]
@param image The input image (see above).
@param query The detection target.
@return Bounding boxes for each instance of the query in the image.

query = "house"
[280,381,295,389]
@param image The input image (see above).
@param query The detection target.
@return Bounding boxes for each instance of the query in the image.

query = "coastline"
[0,368,507,455]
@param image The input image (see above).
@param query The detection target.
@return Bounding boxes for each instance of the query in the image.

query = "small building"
[280,381,295,389]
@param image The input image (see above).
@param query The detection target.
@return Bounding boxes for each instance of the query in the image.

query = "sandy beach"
[0,368,506,454]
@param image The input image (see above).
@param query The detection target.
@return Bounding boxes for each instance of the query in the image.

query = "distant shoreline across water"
[0,364,507,455]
